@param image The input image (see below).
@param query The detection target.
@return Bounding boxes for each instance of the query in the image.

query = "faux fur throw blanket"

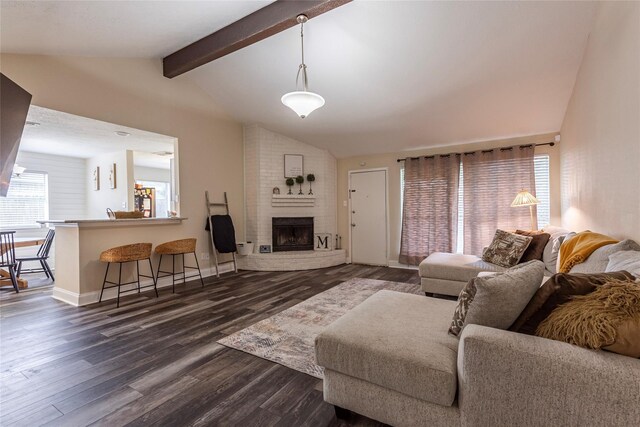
[558,231,618,273]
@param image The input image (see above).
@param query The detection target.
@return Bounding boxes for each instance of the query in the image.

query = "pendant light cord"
[296,19,309,92]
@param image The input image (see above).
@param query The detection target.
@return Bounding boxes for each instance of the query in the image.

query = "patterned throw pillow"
[448,278,477,336]
[482,229,533,268]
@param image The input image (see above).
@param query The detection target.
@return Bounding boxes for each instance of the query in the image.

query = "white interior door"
[350,169,388,265]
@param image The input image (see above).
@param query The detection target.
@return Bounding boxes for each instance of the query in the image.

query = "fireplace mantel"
[272,194,315,207]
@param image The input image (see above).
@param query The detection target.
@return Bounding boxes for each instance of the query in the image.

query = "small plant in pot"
[306,173,315,195]
[295,175,305,195]
[285,177,295,195]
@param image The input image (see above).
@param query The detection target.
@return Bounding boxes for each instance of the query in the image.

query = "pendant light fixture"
[281,14,325,119]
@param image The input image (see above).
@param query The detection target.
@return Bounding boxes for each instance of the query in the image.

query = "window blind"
[0,172,48,228]
[534,155,550,228]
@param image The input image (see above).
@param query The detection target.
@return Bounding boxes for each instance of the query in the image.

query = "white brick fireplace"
[240,125,345,271]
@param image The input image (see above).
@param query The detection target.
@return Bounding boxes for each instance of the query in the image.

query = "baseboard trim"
[52,263,236,307]
[387,260,418,270]
[52,287,81,306]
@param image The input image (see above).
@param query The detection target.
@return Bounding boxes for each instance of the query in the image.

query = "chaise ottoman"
[419,252,505,296]
[315,290,461,426]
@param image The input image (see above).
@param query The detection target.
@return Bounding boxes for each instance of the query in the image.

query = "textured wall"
[560,2,640,240]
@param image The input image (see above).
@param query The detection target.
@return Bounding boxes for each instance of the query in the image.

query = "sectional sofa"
[316,290,640,426]
[315,228,640,426]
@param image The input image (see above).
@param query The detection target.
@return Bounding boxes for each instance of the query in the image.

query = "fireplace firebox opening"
[272,217,314,252]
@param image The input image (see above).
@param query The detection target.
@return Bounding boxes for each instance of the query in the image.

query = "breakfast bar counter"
[39,218,187,305]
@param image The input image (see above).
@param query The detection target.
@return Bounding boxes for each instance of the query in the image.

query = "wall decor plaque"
[284,154,303,178]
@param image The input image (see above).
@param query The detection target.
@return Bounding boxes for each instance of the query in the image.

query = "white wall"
[244,125,337,250]
[560,1,640,241]
[85,149,134,218]
[16,150,87,220]
[134,165,171,183]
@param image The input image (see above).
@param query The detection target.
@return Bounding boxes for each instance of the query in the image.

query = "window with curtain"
[399,155,461,265]
[0,171,49,228]
[400,149,550,260]
[462,145,536,255]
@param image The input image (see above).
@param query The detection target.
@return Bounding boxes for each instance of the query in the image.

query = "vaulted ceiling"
[1,1,598,158]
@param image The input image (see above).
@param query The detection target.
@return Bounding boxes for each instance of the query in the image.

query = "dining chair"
[16,229,56,281]
[0,231,19,292]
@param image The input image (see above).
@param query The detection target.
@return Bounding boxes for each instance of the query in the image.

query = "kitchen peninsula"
[39,218,187,306]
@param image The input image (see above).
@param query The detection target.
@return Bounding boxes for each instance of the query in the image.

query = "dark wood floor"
[0,264,420,426]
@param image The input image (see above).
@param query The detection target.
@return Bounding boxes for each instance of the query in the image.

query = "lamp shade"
[281,91,325,118]
[511,190,539,207]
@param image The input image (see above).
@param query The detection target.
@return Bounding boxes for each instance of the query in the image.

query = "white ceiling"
[21,106,176,169]
[0,1,272,58]
[1,1,598,158]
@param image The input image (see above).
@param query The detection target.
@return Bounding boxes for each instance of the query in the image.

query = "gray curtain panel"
[463,145,536,255]
[399,155,461,265]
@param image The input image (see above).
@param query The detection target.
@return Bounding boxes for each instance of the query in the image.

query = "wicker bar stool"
[155,238,204,293]
[99,243,157,307]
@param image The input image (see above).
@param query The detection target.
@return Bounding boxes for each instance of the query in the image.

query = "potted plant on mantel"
[295,175,304,195]
[285,177,295,195]
[307,173,315,195]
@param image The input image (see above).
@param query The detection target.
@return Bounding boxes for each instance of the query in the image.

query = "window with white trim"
[0,171,49,228]
[401,154,551,253]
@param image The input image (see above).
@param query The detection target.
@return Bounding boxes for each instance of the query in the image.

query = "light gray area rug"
[217,277,421,378]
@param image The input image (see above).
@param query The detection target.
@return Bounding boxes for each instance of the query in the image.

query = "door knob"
[351,223,356,227]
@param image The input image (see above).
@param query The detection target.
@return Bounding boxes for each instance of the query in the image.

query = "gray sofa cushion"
[419,252,505,283]
[315,290,459,407]
[569,239,640,274]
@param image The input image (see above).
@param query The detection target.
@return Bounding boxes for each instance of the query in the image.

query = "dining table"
[0,237,45,289]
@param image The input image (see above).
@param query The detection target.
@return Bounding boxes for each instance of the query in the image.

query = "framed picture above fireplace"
[284,154,303,178]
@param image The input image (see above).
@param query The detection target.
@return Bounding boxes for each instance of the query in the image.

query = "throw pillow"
[605,250,640,278]
[542,229,570,274]
[604,317,640,358]
[568,239,640,274]
[536,280,640,358]
[448,278,477,337]
[515,230,550,262]
[509,271,636,335]
[482,230,533,268]
[463,260,545,331]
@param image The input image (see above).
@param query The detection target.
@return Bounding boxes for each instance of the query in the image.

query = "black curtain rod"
[396,141,555,163]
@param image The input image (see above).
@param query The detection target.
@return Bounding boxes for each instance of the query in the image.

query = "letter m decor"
[314,233,332,251]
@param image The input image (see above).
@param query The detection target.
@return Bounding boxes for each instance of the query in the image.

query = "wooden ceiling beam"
[163,0,352,78]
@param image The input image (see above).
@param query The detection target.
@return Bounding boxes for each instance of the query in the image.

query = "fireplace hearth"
[272,217,314,252]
